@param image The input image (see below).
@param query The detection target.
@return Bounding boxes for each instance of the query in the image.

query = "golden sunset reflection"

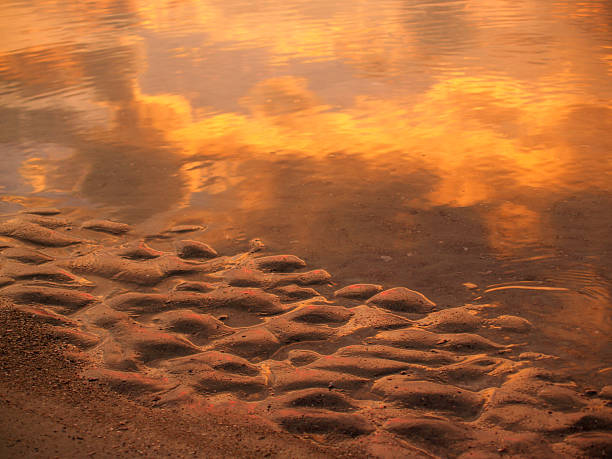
[1,0,611,369]
[1,2,609,208]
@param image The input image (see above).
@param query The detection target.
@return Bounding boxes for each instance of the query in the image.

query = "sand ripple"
[0,212,610,457]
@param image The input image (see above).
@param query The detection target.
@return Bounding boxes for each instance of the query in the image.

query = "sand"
[0,304,363,458]
[0,210,611,458]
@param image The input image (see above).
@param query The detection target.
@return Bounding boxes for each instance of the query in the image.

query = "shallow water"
[1,0,611,386]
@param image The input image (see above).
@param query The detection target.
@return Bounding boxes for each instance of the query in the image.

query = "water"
[1,0,611,383]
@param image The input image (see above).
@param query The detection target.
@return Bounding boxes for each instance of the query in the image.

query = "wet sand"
[0,209,611,458]
[0,303,361,458]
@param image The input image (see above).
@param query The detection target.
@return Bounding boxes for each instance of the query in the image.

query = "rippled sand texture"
[1,209,610,458]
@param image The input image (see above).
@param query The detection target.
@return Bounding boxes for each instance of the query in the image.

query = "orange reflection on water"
[1,0,611,254]
[0,45,85,95]
[2,0,612,372]
[136,0,410,66]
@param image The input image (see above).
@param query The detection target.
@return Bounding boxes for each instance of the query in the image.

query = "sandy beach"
[0,210,610,458]
[0,302,367,458]
[2,0,612,457]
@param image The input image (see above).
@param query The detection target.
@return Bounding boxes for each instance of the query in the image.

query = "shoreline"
[0,211,610,458]
[0,302,365,458]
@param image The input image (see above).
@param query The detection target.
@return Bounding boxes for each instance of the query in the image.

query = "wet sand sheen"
[1,209,610,457]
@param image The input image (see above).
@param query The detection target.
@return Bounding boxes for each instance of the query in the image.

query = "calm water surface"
[1,0,611,381]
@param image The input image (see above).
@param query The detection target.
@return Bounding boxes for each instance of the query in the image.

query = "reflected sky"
[1,0,611,377]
